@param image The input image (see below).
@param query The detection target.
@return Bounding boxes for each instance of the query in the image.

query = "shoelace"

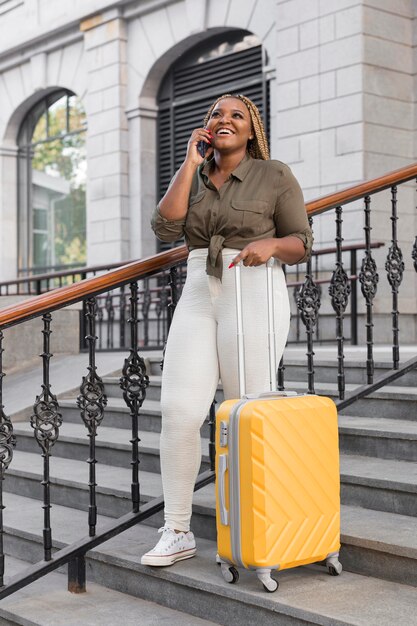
[155,526,182,550]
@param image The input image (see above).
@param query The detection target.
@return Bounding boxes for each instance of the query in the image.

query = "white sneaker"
[141,526,196,567]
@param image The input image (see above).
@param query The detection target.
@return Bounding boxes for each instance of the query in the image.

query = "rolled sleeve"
[287,228,313,264]
[151,206,186,242]
[274,164,313,264]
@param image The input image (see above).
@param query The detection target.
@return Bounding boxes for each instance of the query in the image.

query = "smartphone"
[197,128,211,158]
[197,139,209,158]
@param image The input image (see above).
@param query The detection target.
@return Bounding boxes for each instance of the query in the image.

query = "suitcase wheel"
[221,563,239,584]
[326,557,343,576]
[257,570,279,593]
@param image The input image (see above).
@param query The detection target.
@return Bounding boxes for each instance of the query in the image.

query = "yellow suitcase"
[215,262,341,592]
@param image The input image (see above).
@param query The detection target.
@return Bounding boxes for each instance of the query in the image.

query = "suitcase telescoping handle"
[234,258,291,398]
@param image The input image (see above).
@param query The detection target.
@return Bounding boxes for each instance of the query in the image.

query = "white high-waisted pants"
[160,248,291,531]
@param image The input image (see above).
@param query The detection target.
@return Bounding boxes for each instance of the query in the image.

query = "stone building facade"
[0,0,416,336]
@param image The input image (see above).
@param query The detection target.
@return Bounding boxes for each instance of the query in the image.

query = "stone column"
[0,145,19,281]
[81,9,130,266]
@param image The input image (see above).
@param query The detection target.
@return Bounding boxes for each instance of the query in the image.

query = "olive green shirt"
[151,153,312,280]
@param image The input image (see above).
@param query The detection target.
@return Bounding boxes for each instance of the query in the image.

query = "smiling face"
[206,97,253,155]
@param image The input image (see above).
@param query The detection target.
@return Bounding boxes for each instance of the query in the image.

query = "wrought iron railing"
[0,244,383,351]
[0,162,416,598]
[0,261,126,296]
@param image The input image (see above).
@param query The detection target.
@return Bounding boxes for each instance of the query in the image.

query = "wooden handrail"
[0,261,126,287]
[307,162,417,215]
[0,162,416,330]
[0,246,188,330]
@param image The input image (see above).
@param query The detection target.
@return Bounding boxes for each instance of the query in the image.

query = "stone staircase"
[2,348,417,625]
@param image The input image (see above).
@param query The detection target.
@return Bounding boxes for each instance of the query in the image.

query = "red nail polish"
[228,262,234,269]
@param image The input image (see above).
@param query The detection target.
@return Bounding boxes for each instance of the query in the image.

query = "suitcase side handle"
[218,454,229,526]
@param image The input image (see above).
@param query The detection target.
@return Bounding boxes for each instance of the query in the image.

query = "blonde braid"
[203,93,270,160]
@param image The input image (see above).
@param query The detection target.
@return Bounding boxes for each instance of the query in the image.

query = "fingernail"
[228,262,234,269]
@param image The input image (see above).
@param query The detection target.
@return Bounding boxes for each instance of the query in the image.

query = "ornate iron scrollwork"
[385,243,404,290]
[30,315,62,455]
[120,282,149,512]
[30,394,62,454]
[329,265,351,316]
[359,196,378,383]
[359,253,379,300]
[77,297,107,536]
[78,372,107,432]
[328,206,350,400]
[297,274,321,330]
[385,185,404,370]
[29,314,63,561]
[296,217,320,394]
[77,299,107,434]
[412,236,417,273]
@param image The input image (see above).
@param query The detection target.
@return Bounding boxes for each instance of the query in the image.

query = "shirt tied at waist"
[207,234,226,280]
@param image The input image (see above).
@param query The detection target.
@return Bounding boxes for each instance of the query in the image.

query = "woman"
[141,94,312,567]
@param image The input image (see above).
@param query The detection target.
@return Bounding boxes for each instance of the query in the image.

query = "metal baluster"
[77,298,107,537]
[315,253,320,341]
[30,314,62,561]
[159,283,170,348]
[97,301,103,351]
[385,185,404,369]
[329,206,351,400]
[0,331,16,587]
[296,217,320,394]
[359,196,379,384]
[120,282,149,513]
[413,178,417,272]
[168,266,179,327]
[142,279,151,348]
[293,286,300,341]
[160,266,180,371]
[105,293,114,349]
[277,356,285,390]
[119,285,126,350]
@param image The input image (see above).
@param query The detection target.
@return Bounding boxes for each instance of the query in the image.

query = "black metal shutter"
[157,42,268,251]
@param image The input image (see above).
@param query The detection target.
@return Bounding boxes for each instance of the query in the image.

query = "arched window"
[17,90,87,274]
[156,31,269,250]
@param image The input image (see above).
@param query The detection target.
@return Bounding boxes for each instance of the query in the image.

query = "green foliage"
[30,96,87,268]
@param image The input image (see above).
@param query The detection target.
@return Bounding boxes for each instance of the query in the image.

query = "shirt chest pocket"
[231,200,271,235]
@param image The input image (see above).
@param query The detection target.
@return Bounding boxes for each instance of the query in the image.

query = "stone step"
[274,360,417,387]
[4,448,417,526]
[12,422,211,473]
[103,375,223,404]
[0,555,218,626]
[145,350,417,387]
[340,454,417,516]
[98,381,417,430]
[2,451,213,536]
[338,416,417,461]
[14,415,417,476]
[58,396,215,436]
[3,494,417,625]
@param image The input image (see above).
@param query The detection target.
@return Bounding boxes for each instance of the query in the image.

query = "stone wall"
[0,297,81,373]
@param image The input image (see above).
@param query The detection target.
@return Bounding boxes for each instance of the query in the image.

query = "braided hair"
[203,93,270,160]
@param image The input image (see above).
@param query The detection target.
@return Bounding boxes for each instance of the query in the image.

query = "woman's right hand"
[186,128,213,165]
